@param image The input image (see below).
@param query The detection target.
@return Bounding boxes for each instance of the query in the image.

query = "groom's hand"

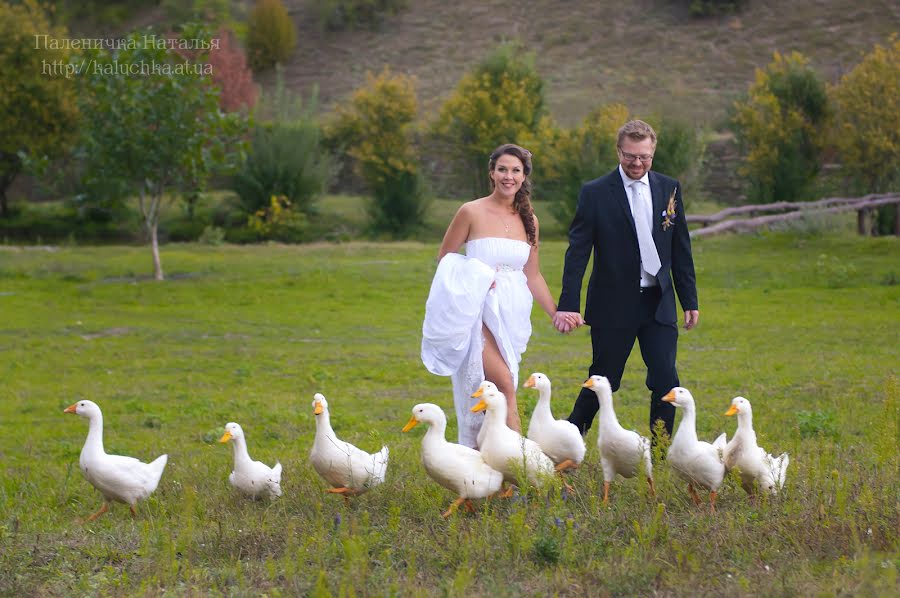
[684,310,699,330]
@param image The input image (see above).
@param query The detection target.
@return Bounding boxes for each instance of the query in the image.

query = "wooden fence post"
[857,209,868,236]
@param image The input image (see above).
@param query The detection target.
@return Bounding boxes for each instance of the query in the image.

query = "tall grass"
[0,233,897,595]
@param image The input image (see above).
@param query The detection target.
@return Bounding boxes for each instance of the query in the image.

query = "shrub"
[829,36,899,233]
[208,28,258,113]
[538,103,628,228]
[162,0,240,32]
[247,195,309,242]
[246,0,296,71]
[685,0,744,17]
[232,75,333,217]
[198,225,226,245]
[0,0,79,217]
[647,115,707,188]
[311,0,407,31]
[433,42,547,197]
[330,68,426,237]
[233,122,332,217]
[56,0,146,25]
[732,51,829,203]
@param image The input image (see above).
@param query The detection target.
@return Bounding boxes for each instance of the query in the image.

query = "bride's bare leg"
[482,324,521,432]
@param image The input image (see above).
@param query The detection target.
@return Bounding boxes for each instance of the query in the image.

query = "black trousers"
[567,286,679,440]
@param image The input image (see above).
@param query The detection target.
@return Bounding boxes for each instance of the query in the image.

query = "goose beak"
[402,416,419,432]
[63,403,77,414]
[524,376,536,388]
[470,399,487,413]
[471,387,484,398]
[662,390,676,403]
[581,379,592,389]
[218,430,232,443]
[724,405,739,416]
[314,402,323,415]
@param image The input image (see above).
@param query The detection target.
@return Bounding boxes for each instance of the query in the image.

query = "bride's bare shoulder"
[459,197,491,215]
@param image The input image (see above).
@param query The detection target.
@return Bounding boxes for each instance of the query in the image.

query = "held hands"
[553,310,584,334]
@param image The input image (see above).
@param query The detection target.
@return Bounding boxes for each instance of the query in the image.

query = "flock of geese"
[63,375,789,521]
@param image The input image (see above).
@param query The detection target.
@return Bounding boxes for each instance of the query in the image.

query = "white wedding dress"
[421,237,533,448]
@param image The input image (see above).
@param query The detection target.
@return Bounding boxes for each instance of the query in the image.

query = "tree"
[246,0,296,72]
[830,36,900,234]
[0,0,79,217]
[537,103,628,227]
[330,68,426,237]
[830,36,900,195]
[433,42,546,197]
[77,28,246,280]
[732,51,829,203]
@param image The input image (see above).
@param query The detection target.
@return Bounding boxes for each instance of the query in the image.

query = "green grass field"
[1,232,898,595]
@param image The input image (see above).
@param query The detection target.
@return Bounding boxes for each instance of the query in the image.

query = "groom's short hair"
[617,120,657,148]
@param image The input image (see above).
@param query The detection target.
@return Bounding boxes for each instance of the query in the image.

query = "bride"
[421,143,578,448]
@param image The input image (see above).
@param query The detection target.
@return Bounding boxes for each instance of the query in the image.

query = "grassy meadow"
[1,231,898,595]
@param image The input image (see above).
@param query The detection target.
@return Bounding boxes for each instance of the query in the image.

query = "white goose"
[470,381,555,491]
[402,403,503,517]
[219,422,282,499]
[525,373,586,472]
[723,397,789,496]
[663,387,727,512]
[310,393,388,499]
[583,375,655,502]
[63,400,167,520]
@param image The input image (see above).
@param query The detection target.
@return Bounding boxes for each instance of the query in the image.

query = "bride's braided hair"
[488,144,536,247]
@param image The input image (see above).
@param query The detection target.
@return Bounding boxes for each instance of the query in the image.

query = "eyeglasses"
[619,150,654,163]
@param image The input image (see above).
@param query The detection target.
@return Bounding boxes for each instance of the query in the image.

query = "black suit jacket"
[557,168,698,327]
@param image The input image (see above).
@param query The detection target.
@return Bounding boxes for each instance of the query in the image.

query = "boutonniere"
[661,187,677,231]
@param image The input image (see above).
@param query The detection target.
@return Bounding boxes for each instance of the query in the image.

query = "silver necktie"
[631,182,661,277]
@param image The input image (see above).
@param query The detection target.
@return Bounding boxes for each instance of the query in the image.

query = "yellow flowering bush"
[330,68,425,236]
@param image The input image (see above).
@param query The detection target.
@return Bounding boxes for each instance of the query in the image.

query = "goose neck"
[596,394,620,429]
[485,402,507,427]
[314,412,338,444]
[422,421,447,449]
[735,413,756,442]
[674,404,698,444]
[425,418,447,441]
[231,436,252,465]
[84,412,105,455]
[533,389,553,420]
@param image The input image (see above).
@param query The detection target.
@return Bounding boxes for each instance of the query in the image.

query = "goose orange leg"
[687,483,702,506]
[327,487,360,505]
[86,502,109,521]
[442,497,466,518]
[554,459,578,472]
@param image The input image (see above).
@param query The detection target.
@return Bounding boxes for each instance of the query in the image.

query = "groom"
[552,120,699,441]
